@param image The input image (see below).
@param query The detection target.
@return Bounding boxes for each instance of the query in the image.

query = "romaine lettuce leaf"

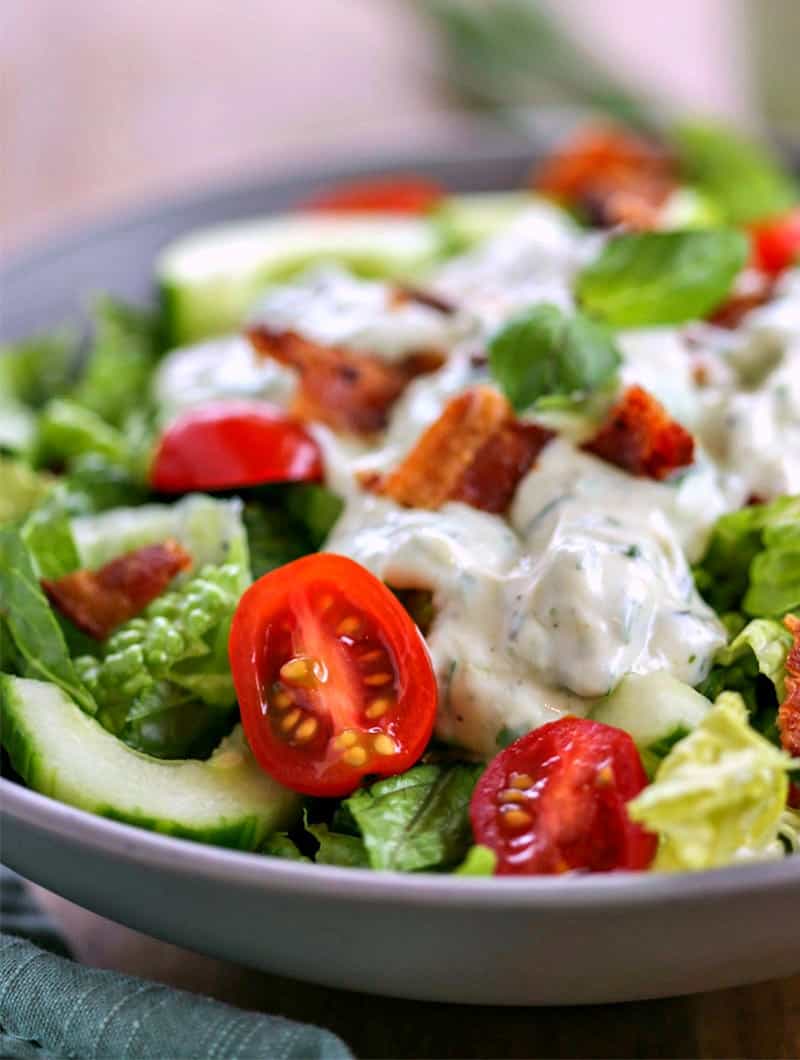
[488,303,620,411]
[35,398,132,470]
[454,844,497,875]
[695,496,800,617]
[342,762,482,872]
[0,332,77,408]
[71,298,159,427]
[0,458,53,526]
[628,692,795,870]
[576,228,748,327]
[75,562,247,758]
[0,528,95,714]
[0,398,37,455]
[243,484,343,579]
[20,490,82,581]
[71,494,249,573]
[674,121,797,224]
[305,817,370,868]
[699,619,793,707]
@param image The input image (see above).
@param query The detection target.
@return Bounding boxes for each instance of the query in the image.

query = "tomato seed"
[501,808,533,830]
[280,656,323,687]
[281,708,301,732]
[343,746,368,767]
[334,729,359,750]
[364,672,392,687]
[373,734,396,756]
[365,698,391,719]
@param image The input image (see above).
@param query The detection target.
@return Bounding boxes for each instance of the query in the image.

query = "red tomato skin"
[230,554,438,797]
[302,176,445,215]
[150,401,323,492]
[471,717,657,876]
[752,208,800,277]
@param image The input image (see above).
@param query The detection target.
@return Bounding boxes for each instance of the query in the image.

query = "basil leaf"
[577,228,748,327]
[343,762,482,872]
[488,303,620,411]
[674,121,797,224]
[0,528,95,714]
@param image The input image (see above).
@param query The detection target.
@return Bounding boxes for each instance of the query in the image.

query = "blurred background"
[3,0,797,253]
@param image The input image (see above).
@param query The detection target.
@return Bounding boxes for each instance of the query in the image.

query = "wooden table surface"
[7,3,800,1055]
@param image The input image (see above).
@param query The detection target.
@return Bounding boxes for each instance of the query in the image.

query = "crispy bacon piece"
[583,385,694,481]
[389,284,457,315]
[707,270,774,329]
[375,386,553,513]
[247,326,443,435]
[532,125,676,230]
[42,540,192,640]
[779,614,800,758]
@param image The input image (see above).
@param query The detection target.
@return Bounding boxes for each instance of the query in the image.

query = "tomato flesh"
[302,176,445,215]
[150,401,322,493]
[471,717,656,875]
[230,554,437,796]
[752,207,800,277]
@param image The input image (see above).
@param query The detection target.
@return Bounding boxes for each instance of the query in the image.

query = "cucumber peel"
[1,674,300,849]
[158,213,442,345]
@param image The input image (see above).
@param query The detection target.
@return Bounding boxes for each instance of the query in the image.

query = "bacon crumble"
[247,326,443,435]
[779,614,800,758]
[582,385,695,480]
[42,540,192,640]
[532,125,676,230]
[707,270,774,329]
[373,386,553,513]
[389,284,457,315]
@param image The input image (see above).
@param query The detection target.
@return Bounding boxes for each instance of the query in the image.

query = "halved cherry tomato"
[302,176,445,214]
[471,717,656,875]
[230,554,437,796]
[751,207,800,277]
[150,401,322,493]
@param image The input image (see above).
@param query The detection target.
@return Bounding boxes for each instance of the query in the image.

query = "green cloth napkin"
[0,867,352,1060]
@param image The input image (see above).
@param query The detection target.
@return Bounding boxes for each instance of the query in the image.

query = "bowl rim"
[3,143,800,913]
[5,777,800,908]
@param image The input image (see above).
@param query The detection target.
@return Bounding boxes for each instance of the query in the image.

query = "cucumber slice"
[433,192,541,253]
[591,671,711,773]
[1,674,300,849]
[72,494,249,573]
[158,213,441,345]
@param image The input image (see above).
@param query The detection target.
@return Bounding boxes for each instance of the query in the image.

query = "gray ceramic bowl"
[3,147,800,1005]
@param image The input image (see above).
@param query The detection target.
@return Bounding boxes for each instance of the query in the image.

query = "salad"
[4,121,800,877]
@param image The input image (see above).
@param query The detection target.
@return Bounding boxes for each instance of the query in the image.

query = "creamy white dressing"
[327,438,725,757]
[157,214,800,760]
[248,265,476,362]
[686,269,800,499]
[617,328,702,428]
[430,203,588,334]
[152,334,296,418]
